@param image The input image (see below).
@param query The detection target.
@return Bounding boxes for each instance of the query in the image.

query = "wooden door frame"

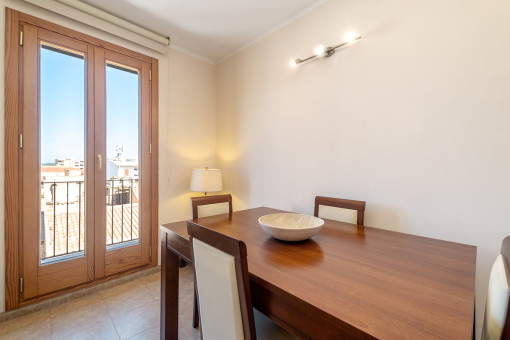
[4,8,159,310]
[96,49,153,278]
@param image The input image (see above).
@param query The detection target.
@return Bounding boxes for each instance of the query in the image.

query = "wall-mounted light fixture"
[290,31,361,67]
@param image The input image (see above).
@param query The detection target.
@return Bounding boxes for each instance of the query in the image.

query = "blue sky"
[40,45,139,164]
[106,64,139,161]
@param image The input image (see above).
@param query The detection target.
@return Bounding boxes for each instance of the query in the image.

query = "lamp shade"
[190,168,222,193]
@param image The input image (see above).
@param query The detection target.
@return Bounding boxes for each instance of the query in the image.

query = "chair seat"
[254,309,298,340]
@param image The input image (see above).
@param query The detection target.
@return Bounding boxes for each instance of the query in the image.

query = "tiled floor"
[0,266,200,340]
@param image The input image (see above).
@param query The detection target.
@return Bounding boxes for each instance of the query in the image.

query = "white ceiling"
[80,0,327,63]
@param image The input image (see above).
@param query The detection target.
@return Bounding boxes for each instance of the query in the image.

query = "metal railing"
[106,178,139,247]
[40,177,139,262]
[41,180,85,262]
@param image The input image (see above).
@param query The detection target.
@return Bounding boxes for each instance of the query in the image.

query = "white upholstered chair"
[482,236,510,340]
[187,221,298,340]
[314,196,366,226]
[189,194,233,327]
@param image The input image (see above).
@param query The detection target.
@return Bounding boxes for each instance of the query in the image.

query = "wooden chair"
[187,221,297,340]
[189,193,233,328]
[482,236,510,340]
[191,194,233,219]
[314,196,366,226]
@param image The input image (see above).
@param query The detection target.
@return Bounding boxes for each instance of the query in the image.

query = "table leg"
[161,241,179,340]
[193,291,199,328]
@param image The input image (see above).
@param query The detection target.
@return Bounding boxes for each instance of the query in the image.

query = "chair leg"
[193,291,199,328]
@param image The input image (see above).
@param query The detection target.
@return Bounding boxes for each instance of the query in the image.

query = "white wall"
[0,0,216,312]
[160,49,217,224]
[216,0,510,337]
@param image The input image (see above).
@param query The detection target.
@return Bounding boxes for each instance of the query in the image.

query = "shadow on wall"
[159,149,216,223]
[217,153,251,212]
[363,204,402,232]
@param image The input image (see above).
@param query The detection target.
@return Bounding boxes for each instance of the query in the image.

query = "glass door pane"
[40,43,86,263]
[105,62,140,248]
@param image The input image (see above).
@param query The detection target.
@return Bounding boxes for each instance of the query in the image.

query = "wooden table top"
[160,207,476,339]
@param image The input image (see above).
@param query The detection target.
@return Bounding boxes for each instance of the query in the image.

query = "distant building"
[41,166,82,178]
[56,158,84,170]
[41,167,84,207]
[107,159,138,179]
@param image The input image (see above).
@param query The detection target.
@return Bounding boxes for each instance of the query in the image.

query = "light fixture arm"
[291,35,361,67]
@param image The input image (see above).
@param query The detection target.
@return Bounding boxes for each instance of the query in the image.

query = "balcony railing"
[40,178,139,263]
[106,178,139,247]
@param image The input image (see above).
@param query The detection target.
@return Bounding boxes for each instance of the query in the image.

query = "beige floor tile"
[178,309,200,339]
[177,283,200,340]
[0,325,52,340]
[102,280,154,315]
[178,291,194,310]
[127,324,160,340]
[0,309,50,330]
[50,292,103,318]
[139,272,160,285]
[147,285,161,300]
[179,326,201,340]
[50,299,109,339]
[101,280,145,300]
[110,298,159,339]
[52,319,119,340]
[142,273,161,300]
[0,309,51,340]
[177,278,196,326]
[179,266,194,281]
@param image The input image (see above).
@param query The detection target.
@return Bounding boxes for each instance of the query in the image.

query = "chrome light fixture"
[290,32,361,67]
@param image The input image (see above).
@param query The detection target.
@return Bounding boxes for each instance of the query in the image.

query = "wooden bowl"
[258,213,324,242]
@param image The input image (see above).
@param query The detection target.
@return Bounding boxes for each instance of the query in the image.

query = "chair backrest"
[482,236,510,340]
[191,194,233,219]
[314,196,366,226]
[187,221,255,340]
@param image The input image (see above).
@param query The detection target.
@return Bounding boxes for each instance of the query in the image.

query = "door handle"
[97,154,102,171]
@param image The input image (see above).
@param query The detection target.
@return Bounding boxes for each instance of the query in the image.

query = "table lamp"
[190,168,222,196]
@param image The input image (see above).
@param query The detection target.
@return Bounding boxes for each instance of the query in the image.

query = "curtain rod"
[21,0,170,54]
[55,0,169,46]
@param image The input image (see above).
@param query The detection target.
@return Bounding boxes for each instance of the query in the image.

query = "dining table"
[159,207,477,340]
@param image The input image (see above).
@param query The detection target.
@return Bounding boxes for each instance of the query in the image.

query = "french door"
[19,23,153,300]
